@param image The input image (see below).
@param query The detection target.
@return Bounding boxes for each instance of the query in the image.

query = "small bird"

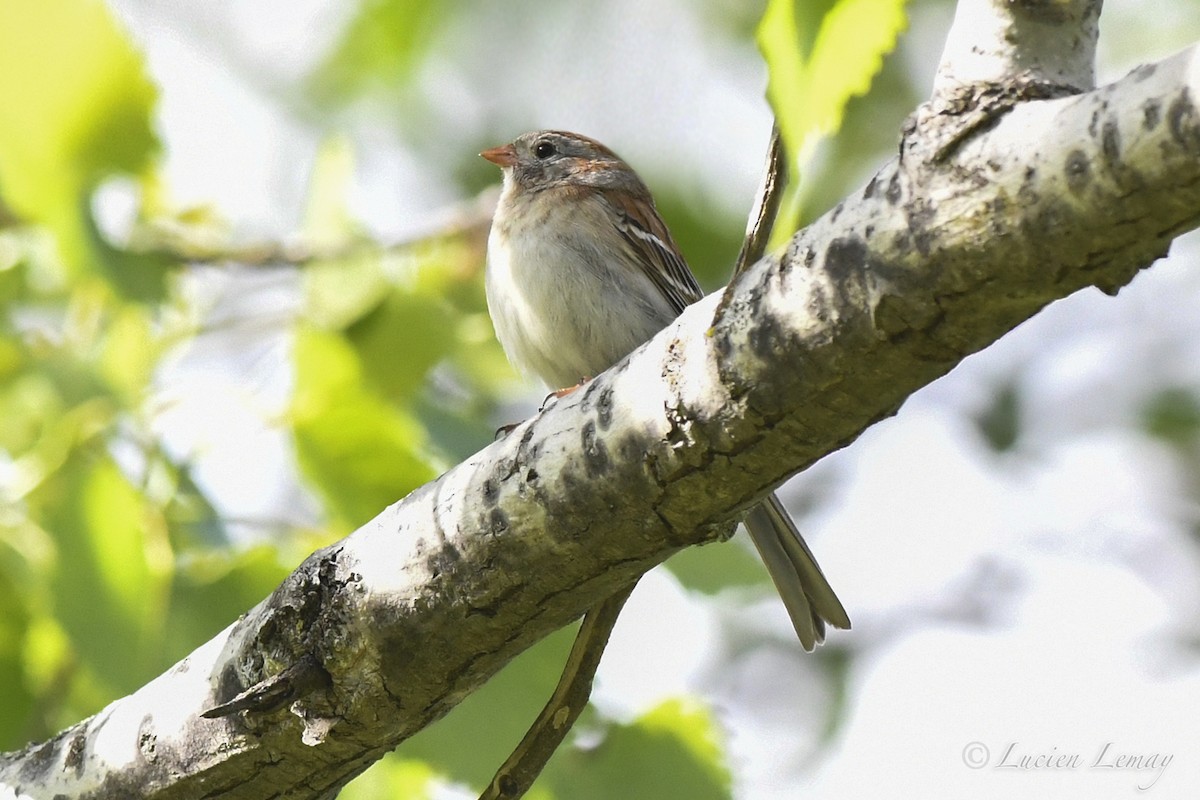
[481,130,850,650]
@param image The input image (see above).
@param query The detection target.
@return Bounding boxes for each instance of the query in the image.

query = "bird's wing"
[601,187,705,314]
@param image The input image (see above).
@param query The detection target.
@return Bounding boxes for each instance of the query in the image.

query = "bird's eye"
[533,140,557,159]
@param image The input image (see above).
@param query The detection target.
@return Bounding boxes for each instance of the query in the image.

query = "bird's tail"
[743,492,851,651]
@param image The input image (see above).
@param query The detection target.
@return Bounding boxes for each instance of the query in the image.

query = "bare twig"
[480,581,638,800]
[732,123,788,278]
[128,187,498,267]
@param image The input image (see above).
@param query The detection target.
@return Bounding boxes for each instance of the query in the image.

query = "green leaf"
[303,253,391,331]
[666,537,772,595]
[307,0,448,107]
[164,545,289,663]
[290,325,438,528]
[39,452,164,695]
[1142,387,1200,446]
[0,0,165,299]
[758,0,908,241]
[974,382,1022,452]
[544,699,731,800]
[340,755,438,800]
[0,558,35,749]
[98,305,157,404]
[346,290,455,402]
[398,625,579,789]
[304,135,361,247]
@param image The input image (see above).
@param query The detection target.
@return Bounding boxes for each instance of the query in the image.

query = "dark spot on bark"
[495,456,518,481]
[581,420,609,477]
[905,199,937,256]
[212,663,246,717]
[579,381,597,411]
[1064,150,1090,193]
[616,434,644,469]
[595,385,614,430]
[1101,120,1121,166]
[891,231,912,256]
[469,599,500,619]
[488,508,509,537]
[748,307,785,359]
[525,468,538,483]
[1131,62,1157,82]
[137,723,157,765]
[885,172,903,204]
[1143,100,1161,130]
[481,478,498,506]
[806,282,834,326]
[712,330,732,359]
[825,237,867,282]
[427,542,462,577]
[863,174,878,199]
[830,202,844,223]
[20,737,59,781]
[65,728,87,773]
[1011,0,1071,23]
[1168,89,1200,151]
[499,774,520,796]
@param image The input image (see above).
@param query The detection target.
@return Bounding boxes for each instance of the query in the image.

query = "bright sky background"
[103,1,1200,797]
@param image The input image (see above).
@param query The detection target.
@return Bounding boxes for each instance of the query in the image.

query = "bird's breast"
[485,193,675,389]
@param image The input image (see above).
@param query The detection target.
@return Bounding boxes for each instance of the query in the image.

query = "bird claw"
[541,377,591,410]
[497,378,594,436]
[494,421,522,439]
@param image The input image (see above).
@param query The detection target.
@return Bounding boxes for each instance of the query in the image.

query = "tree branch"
[479,581,637,800]
[5,11,1200,800]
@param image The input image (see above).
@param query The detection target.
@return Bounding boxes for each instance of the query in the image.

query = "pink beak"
[480,144,517,167]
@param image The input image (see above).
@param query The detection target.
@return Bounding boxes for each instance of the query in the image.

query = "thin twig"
[128,187,498,267]
[732,122,789,277]
[480,581,638,800]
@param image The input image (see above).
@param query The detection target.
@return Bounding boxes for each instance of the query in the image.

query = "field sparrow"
[481,130,849,649]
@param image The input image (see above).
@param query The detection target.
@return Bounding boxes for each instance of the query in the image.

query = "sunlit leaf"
[290,325,438,528]
[304,135,362,247]
[544,699,731,800]
[974,382,1022,452]
[0,564,35,747]
[98,305,157,403]
[759,0,907,242]
[0,0,165,299]
[39,453,164,694]
[164,545,289,662]
[346,290,455,401]
[666,537,771,595]
[307,0,448,107]
[340,755,439,800]
[398,626,579,790]
[1142,387,1200,446]
[304,254,392,331]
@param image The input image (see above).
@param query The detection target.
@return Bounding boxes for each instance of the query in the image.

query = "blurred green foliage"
[0,0,168,300]
[308,0,449,108]
[1143,387,1200,446]
[759,0,909,239]
[0,0,916,796]
[975,382,1023,453]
